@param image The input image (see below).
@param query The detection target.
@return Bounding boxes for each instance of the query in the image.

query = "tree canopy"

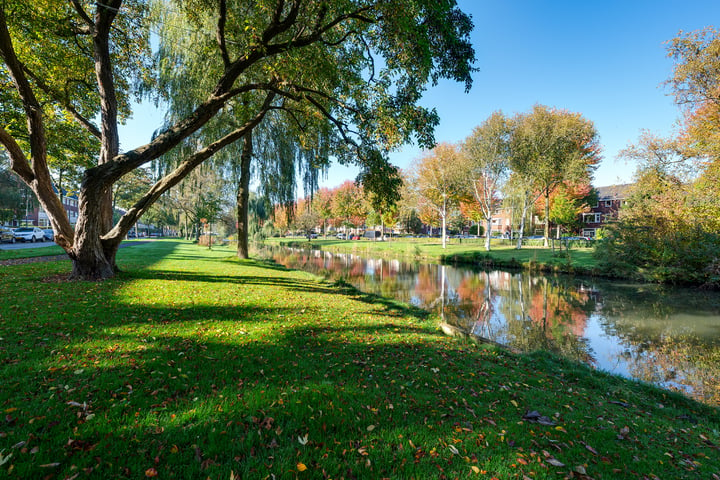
[0,0,476,279]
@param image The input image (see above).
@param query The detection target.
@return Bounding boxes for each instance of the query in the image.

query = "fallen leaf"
[297,462,307,472]
[367,425,375,432]
[471,465,480,474]
[546,458,565,467]
[448,445,459,455]
[145,467,158,477]
[298,434,308,445]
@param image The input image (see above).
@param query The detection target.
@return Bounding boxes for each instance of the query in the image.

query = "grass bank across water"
[1,240,717,479]
[269,237,598,275]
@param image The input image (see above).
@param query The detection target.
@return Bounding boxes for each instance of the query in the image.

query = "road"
[0,240,57,250]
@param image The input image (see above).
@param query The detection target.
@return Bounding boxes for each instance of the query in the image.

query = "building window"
[583,213,601,223]
[604,200,613,207]
[582,228,596,238]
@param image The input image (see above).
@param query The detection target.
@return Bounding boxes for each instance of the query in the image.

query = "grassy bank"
[269,237,598,274]
[0,244,67,261]
[1,241,718,479]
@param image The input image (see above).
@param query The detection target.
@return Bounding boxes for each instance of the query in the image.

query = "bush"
[594,222,720,286]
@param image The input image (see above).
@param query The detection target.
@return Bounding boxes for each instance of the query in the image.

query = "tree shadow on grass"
[3,241,719,479]
[5,311,719,480]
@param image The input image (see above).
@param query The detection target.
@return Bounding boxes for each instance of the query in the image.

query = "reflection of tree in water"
[594,284,720,405]
[619,335,720,405]
[414,264,442,308]
[265,246,720,405]
[450,271,495,338]
[496,276,596,364]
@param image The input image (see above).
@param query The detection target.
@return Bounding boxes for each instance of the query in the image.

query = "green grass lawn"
[0,244,67,260]
[269,237,598,272]
[1,240,717,479]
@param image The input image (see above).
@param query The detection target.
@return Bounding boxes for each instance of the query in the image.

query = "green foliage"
[594,168,720,286]
[0,167,27,223]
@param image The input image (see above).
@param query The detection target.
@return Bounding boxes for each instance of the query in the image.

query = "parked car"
[336,233,346,239]
[12,226,45,242]
[42,229,54,241]
[0,227,15,243]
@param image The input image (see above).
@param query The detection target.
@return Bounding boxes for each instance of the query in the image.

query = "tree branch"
[22,65,102,139]
[0,7,48,180]
[103,92,277,245]
[0,126,34,183]
[216,0,231,67]
[70,0,94,30]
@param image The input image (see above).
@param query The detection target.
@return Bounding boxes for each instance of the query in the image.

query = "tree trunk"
[543,190,550,247]
[484,217,491,251]
[516,197,529,250]
[69,239,117,280]
[441,196,447,249]
[236,132,252,259]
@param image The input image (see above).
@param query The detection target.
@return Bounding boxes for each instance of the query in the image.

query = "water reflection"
[264,246,720,405]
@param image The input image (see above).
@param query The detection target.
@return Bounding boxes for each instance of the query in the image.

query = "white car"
[12,226,45,243]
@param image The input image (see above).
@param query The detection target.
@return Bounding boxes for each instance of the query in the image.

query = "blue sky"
[120,1,720,190]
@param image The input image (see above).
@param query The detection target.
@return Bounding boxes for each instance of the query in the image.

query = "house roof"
[596,184,632,201]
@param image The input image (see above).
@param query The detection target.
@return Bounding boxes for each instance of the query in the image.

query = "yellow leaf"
[297,463,307,472]
[471,466,480,474]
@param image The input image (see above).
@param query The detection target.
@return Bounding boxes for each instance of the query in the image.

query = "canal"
[263,246,720,406]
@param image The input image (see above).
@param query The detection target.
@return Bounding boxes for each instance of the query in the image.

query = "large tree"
[666,27,720,160]
[0,0,475,280]
[509,105,601,247]
[461,111,510,251]
[410,142,465,248]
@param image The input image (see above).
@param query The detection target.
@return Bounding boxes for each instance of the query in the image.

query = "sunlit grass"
[0,244,66,260]
[0,240,717,479]
[268,237,598,273]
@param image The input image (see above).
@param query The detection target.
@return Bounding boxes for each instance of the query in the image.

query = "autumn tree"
[503,171,537,249]
[666,27,720,160]
[461,111,510,251]
[312,187,335,237]
[410,142,465,248]
[0,0,475,280]
[509,105,601,247]
[331,180,366,238]
[544,182,595,239]
[459,200,484,236]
